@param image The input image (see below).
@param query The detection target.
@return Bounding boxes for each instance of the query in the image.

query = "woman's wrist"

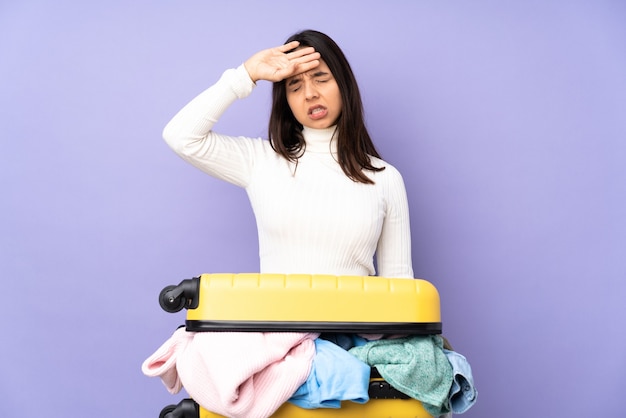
[243,61,258,83]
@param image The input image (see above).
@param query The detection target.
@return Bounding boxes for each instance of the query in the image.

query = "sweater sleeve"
[376,166,415,279]
[162,65,260,188]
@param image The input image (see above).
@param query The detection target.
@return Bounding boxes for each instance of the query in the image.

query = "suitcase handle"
[159,277,200,313]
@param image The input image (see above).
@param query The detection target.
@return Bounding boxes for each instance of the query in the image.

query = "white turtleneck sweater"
[163,65,414,278]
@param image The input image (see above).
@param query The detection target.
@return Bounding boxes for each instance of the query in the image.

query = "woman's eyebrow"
[310,70,329,78]
[287,78,302,86]
[287,70,330,86]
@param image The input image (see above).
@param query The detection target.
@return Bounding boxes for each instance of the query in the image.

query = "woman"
[163,29,414,278]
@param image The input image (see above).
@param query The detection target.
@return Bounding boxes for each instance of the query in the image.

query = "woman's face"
[285,59,342,129]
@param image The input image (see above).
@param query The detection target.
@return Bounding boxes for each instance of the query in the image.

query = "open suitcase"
[156,273,443,418]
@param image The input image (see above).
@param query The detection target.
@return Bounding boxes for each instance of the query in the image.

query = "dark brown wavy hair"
[268,29,384,184]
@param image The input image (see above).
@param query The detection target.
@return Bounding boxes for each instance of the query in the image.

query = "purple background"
[2,1,625,417]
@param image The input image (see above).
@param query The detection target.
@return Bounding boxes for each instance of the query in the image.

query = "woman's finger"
[277,40,300,52]
[292,59,320,75]
[290,52,321,70]
[286,46,317,60]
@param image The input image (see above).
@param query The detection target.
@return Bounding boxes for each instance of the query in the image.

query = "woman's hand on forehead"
[244,41,321,83]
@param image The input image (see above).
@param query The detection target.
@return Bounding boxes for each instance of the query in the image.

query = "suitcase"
[157,273,442,418]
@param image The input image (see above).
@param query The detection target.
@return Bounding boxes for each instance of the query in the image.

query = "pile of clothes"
[142,328,476,418]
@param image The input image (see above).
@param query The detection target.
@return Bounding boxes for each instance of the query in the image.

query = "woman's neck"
[302,126,338,153]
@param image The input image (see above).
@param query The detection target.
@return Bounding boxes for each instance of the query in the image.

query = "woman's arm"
[162,65,260,187]
[162,41,320,187]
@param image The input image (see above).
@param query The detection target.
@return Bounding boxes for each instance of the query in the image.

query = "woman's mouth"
[308,105,328,120]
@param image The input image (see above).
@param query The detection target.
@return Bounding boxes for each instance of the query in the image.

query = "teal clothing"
[349,335,453,416]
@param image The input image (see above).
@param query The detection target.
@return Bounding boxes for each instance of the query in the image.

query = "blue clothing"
[318,333,368,350]
[288,338,370,409]
[443,349,477,414]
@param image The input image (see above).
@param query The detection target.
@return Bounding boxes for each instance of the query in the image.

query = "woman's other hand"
[244,41,320,83]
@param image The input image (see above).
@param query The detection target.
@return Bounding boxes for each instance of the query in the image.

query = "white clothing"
[163,65,413,278]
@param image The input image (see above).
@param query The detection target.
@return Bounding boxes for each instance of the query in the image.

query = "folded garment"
[443,349,477,414]
[141,326,193,394]
[289,338,370,409]
[142,329,318,418]
[349,335,453,416]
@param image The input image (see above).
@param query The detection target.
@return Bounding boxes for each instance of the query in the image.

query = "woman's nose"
[304,82,319,100]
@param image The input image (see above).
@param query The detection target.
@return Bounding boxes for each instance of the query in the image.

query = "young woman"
[163,29,414,278]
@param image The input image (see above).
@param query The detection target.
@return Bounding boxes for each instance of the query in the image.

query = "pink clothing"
[142,328,318,418]
[141,327,193,393]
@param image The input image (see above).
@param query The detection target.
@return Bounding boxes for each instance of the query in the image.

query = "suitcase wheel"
[159,285,188,313]
[159,399,198,418]
[158,277,200,313]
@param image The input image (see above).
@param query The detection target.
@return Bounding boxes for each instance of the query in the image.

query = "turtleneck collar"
[302,126,338,154]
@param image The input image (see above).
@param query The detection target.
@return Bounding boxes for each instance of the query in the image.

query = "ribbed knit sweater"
[163,65,413,278]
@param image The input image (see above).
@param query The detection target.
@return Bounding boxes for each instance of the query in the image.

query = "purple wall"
[2,1,625,416]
